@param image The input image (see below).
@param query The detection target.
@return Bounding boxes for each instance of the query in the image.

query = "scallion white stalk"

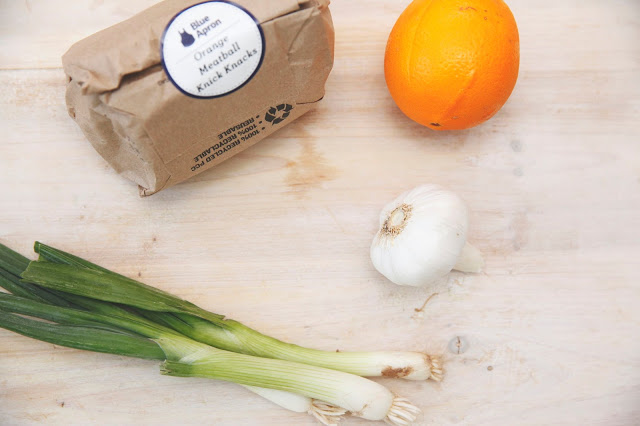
[163,346,420,424]
[162,312,443,381]
[242,386,346,426]
[148,333,420,423]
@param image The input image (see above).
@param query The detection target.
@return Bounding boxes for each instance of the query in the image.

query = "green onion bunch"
[0,241,441,425]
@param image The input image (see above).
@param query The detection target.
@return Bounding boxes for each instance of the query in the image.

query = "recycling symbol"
[265,104,293,125]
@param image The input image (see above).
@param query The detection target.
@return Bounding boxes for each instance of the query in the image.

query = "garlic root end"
[453,242,484,273]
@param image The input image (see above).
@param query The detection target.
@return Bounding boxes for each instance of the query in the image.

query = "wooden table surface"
[1,0,639,424]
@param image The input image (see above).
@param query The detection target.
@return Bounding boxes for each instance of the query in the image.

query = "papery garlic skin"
[370,184,482,287]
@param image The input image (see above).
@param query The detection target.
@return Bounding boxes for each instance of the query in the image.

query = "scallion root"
[427,355,443,382]
[383,396,421,426]
[309,400,347,425]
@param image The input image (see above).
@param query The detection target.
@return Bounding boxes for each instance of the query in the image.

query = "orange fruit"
[384,0,520,130]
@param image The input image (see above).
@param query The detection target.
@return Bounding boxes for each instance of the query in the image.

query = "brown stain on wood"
[285,138,337,197]
[381,366,413,378]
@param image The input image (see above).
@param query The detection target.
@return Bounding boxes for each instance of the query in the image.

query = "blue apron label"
[161,1,265,98]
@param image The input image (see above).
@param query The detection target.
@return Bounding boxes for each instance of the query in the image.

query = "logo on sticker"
[179,29,196,47]
[161,1,265,98]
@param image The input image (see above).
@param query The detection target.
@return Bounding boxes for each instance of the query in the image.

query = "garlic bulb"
[370,184,484,287]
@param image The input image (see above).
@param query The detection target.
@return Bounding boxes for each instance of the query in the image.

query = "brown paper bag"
[63,0,334,196]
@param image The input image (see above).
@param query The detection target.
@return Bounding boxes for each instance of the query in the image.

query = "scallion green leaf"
[0,310,165,360]
[0,243,31,277]
[35,241,113,274]
[0,263,78,309]
[22,261,225,325]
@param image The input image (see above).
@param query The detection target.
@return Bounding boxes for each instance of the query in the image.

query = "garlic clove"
[453,242,485,273]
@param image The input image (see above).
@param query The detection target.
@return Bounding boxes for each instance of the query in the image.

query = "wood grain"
[1,0,639,425]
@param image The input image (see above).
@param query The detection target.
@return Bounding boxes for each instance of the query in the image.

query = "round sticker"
[161,1,265,98]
